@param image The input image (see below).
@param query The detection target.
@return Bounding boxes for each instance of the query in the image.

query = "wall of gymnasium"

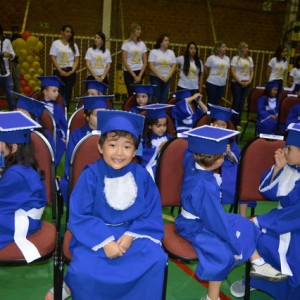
[1,0,288,51]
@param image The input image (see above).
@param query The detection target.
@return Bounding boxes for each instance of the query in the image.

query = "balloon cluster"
[12,31,44,96]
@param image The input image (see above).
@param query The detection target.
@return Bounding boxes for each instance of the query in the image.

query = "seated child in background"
[285,83,300,129]
[14,92,56,153]
[50,110,167,300]
[0,111,46,263]
[59,95,113,203]
[171,89,207,137]
[83,79,109,96]
[257,81,280,134]
[139,103,174,180]
[175,125,287,300]
[38,76,67,166]
[230,123,300,299]
[129,84,156,113]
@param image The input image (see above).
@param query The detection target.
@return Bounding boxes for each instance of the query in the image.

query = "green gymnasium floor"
[0,113,278,300]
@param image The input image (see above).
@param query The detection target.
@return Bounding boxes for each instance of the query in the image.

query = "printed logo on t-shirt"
[159,58,169,70]
[131,50,141,64]
[240,62,249,76]
[59,52,69,66]
[217,64,226,77]
[94,54,104,69]
[277,66,284,78]
[188,65,197,79]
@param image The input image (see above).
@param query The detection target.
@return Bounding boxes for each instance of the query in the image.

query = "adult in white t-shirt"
[230,42,254,127]
[148,34,176,103]
[204,41,230,105]
[266,45,288,94]
[121,23,147,96]
[49,24,80,109]
[288,55,300,89]
[85,32,111,86]
[176,42,203,95]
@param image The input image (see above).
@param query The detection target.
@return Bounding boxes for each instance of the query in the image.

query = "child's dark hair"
[193,152,224,168]
[264,86,277,97]
[99,130,138,149]
[2,142,45,179]
[84,109,93,117]
[93,32,106,52]
[61,24,76,54]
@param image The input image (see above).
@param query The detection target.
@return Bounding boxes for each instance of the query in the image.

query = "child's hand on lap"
[117,234,134,252]
[103,241,124,259]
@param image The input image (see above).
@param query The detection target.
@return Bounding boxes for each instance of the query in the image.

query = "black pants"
[123,70,142,96]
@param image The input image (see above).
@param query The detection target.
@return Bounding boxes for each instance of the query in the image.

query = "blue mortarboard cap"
[265,81,279,90]
[79,95,113,110]
[208,104,238,122]
[132,84,156,96]
[37,76,64,88]
[14,92,45,118]
[286,123,300,147]
[97,110,145,140]
[184,125,239,154]
[0,111,41,144]
[138,103,174,119]
[172,90,193,100]
[294,83,300,92]
[83,80,109,94]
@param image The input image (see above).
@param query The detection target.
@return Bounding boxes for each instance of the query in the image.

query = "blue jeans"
[231,81,250,126]
[0,75,15,110]
[206,81,225,105]
[150,75,171,104]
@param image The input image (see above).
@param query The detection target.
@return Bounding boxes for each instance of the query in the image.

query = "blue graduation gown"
[285,103,300,129]
[0,165,46,249]
[251,165,300,300]
[59,124,92,202]
[172,99,205,137]
[41,100,67,166]
[175,166,261,281]
[256,95,279,134]
[65,159,167,300]
[140,132,172,180]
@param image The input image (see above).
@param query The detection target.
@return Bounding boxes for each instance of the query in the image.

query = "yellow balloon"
[28,67,36,75]
[26,55,34,64]
[35,41,43,52]
[24,74,32,81]
[12,38,26,51]
[34,56,40,62]
[18,56,25,64]
[21,61,29,70]
[19,49,28,57]
[26,36,39,51]
[37,67,43,75]
[20,69,27,75]
[32,61,40,70]
[28,79,36,88]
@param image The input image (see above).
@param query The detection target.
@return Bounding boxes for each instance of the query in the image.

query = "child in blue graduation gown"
[257,81,280,134]
[64,110,167,300]
[231,123,300,300]
[38,76,68,166]
[175,125,287,300]
[129,84,156,113]
[59,94,112,202]
[171,89,207,137]
[285,84,300,128]
[139,103,174,180]
[0,111,46,263]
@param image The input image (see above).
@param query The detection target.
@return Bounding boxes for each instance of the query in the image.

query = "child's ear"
[97,143,103,155]
[11,144,18,154]
[148,124,152,130]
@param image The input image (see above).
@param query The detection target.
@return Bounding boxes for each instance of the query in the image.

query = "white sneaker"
[250,263,288,281]
[230,280,256,297]
[200,296,220,300]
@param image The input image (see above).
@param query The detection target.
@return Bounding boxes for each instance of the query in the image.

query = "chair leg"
[244,260,252,300]
[54,233,63,300]
[162,261,169,300]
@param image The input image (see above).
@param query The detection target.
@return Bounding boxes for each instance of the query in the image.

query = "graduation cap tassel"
[0,150,5,168]
[136,137,143,157]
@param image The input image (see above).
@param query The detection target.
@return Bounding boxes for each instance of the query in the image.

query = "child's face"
[270,87,278,97]
[149,118,167,136]
[98,133,136,170]
[0,141,10,157]
[286,145,300,166]
[43,86,59,101]
[136,93,148,106]
[87,89,102,96]
[86,109,102,130]
[211,119,227,129]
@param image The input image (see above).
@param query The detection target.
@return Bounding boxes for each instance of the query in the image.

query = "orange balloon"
[22,31,32,41]
[22,85,32,96]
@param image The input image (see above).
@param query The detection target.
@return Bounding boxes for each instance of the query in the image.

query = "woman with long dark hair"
[49,24,80,109]
[176,42,203,95]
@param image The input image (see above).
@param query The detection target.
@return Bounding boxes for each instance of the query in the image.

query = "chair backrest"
[40,108,57,144]
[193,114,236,130]
[30,131,56,219]
[278,89,290,103]
[235,137,285,207]
[247,87,265,115]
[278,96,300,126]
[156,138,188,207]
[122,95,136,111]
[66,107,86,143]
[69,132,102,193]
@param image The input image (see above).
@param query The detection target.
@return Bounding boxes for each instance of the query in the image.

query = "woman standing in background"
[288,55,300,89]
[49,24,80,109]
[121,22,147,97]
